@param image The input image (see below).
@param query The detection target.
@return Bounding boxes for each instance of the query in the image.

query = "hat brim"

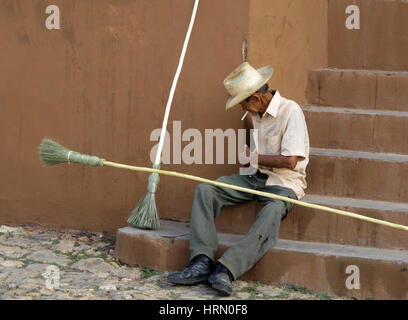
[225,66,274,110]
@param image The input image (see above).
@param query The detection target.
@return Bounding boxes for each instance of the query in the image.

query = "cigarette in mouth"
[241,111,249,121]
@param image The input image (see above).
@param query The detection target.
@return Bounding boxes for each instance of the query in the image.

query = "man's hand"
[245,145,258,165]
[245,144,251,157]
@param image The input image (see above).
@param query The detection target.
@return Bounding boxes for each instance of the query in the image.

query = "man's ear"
[253,92,262,101]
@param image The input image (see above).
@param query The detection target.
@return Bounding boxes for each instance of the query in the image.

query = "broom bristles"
[127,166,161,230]
[127,192,160,230]
[39,138,70,166]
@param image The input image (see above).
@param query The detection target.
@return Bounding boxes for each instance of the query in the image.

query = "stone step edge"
[313,68,408,76]
[117,221,408,263]
[303,105,408,118]
[303,194,408,213]
[310,147,408,163]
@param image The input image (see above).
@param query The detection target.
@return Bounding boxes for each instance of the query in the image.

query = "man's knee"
[263,200,289,221]
[193,183,219,204]
[195,182,213,194]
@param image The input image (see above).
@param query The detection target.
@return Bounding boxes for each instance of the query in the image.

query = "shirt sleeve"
[280,105,308,158]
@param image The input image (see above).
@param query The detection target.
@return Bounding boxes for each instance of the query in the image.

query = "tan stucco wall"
[248,0,328,105]
[0,0,250,232]
[328,0,408,71]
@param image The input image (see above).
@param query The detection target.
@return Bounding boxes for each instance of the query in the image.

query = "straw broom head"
[38,138,104,167]
[127,164,161,230]
[127,191,160,230]
[39,138,70,166]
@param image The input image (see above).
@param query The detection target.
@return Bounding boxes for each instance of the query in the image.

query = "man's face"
[240,92,264,113]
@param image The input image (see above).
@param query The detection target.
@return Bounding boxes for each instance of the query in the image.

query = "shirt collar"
[264,90,281,118]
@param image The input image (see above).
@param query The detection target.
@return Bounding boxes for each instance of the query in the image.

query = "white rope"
[154,0,200,165]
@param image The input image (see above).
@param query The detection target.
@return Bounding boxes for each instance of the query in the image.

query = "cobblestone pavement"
[0,224,349,300]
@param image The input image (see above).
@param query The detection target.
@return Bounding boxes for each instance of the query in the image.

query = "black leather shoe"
[167,254,215,285]
[208,263,233,296]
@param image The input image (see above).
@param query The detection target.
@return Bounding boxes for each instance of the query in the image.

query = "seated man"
[167,62,310,296]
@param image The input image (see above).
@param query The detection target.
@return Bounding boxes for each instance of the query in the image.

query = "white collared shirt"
[250,91,310,199]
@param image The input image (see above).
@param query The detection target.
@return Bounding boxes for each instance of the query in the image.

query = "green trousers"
[189,170,297,280]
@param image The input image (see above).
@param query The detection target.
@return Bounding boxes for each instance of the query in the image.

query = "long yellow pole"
[102,160,408,232]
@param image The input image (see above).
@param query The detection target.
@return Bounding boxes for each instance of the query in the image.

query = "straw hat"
[223,62,274,110]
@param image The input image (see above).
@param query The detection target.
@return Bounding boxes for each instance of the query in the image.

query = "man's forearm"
[255,154,298,170]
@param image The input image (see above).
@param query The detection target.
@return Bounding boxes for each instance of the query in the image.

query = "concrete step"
[280,195,408,251]
[306,69,408,111]
[307,148,408,203]
[328,0,408,71]
[114,220,408,299]
[303,105,408,154]
[214,195,408,251]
